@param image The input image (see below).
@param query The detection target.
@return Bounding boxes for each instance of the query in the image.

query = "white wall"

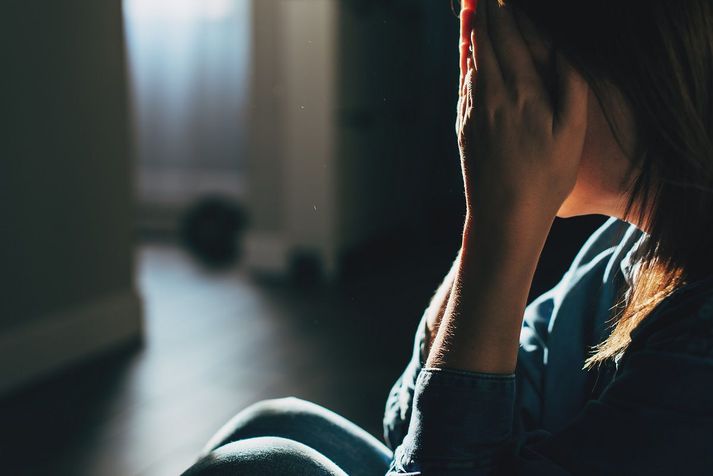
[1,0,143,395]
[281,0,339,274]
[244,0,339,276]
[244,0,430,278]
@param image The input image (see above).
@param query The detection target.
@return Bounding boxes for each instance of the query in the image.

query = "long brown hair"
[507,0,713,364]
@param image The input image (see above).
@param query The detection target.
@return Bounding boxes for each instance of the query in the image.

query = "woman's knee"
[199,398,392,475]
[242,396,316,418]
[185,437,347,476]
[202,397,316,454]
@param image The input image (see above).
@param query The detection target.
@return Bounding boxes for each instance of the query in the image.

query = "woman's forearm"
[426,212,554,374]
[424,250,462,352]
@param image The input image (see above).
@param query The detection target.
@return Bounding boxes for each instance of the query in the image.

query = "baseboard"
[0,289,144,396]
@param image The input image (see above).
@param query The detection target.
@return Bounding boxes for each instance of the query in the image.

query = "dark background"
[1,1,604,474]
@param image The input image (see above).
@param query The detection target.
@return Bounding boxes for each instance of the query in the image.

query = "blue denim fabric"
[386,218,713,475]
[184,397,392,476]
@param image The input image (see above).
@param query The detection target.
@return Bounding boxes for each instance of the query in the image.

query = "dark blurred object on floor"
[181,196,248,267]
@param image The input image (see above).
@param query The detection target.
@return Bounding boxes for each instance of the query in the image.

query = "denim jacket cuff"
[394,368,516,472]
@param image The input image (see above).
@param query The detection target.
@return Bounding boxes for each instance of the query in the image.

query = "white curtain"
[124,0,250,208]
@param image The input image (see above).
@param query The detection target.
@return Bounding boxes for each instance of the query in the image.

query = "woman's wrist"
[425,211,554,374]
[462,205,555,262]
[424,250,462,352]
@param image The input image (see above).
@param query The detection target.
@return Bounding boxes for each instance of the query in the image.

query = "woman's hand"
[457,0,589,223]
[425,1,589,374]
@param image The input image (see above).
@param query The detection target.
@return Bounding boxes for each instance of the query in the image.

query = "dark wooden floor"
[0,217,601,476]
[0,240,453,476]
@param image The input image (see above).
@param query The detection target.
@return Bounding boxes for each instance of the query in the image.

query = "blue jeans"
[183,397,393,476]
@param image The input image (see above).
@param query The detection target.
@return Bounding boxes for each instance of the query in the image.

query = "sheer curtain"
[124,0,251,228]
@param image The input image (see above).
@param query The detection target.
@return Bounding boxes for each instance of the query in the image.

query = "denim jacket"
[384,218,713,475]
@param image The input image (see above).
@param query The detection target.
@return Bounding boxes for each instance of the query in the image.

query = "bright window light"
[124,0,235,22]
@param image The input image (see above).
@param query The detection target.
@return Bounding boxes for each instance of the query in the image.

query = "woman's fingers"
[461,1,585,139]
[512,8,551,60]
[485,0,540,94]
[457,62,474,136]
[460,7,476,91]
[466,58,476,112]
[473,0,504,96]
[458,61,477,151]
[554,52,589,136]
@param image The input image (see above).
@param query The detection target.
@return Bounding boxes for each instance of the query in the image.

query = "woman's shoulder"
[629,276,713,359]
[570,218,643,271]
[609,277,713,419]
[556,218,643,294]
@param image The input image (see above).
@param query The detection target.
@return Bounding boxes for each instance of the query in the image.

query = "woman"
[185,0,713,474]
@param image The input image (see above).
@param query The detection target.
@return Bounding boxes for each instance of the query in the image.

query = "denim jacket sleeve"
[387,280,713,476]
[383,310,430,450]
[383,270,566,452]
[383,218,644,453]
